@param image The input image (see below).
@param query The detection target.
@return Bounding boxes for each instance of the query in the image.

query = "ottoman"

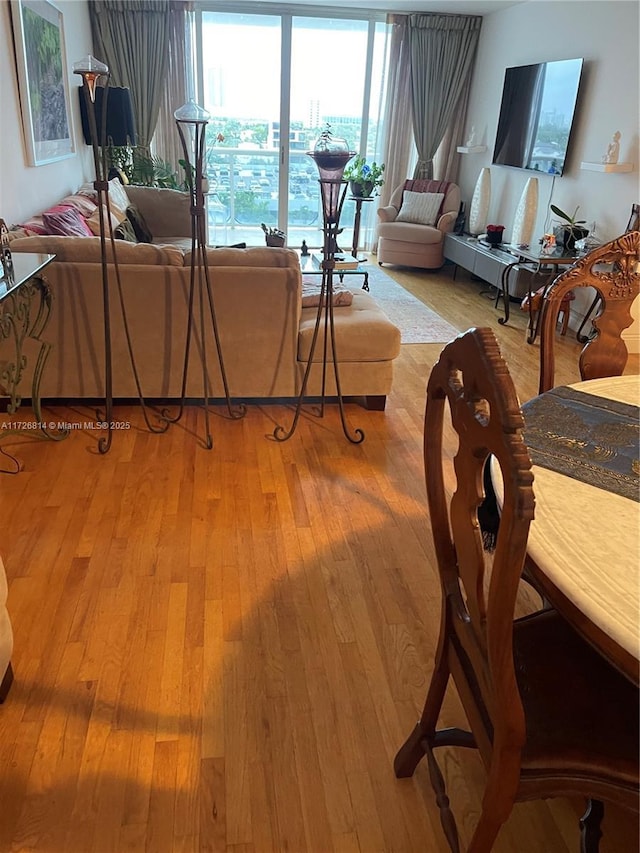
[297,288,402,408]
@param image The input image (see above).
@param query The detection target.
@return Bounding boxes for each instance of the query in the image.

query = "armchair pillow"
[396,191,444,226]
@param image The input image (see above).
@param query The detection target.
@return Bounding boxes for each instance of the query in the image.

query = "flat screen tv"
[492,58,583,176]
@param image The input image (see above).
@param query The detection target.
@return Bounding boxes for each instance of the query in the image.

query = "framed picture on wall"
[10,0,75,166]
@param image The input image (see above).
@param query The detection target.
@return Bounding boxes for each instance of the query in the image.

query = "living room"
[0,1,638,851]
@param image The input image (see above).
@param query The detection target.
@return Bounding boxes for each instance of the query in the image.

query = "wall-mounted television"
[492,58,583,176]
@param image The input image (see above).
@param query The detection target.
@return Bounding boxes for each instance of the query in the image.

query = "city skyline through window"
[197,9,388,248]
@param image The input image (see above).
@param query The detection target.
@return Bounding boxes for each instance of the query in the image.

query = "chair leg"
[0,662,14,704]
[395,639,476,852]
[394,641,451,778]
[580,799,604,853]
[467,812,507,853]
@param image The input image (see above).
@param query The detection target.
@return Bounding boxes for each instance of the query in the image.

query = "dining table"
[519,373,640,686]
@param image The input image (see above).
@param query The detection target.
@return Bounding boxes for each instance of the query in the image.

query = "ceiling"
[228,1,524,15]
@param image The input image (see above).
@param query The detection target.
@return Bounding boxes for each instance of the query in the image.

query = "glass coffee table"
[297,250,370,291]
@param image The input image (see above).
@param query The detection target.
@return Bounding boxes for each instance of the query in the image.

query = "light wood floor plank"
[0,259,637,851]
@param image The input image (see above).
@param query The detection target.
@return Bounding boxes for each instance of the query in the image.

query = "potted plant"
[550,204,589,252]
[344,155,385,198]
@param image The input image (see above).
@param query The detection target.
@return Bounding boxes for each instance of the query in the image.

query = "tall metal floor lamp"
[162,100,245,449]
[73,55,166,453]
[273,131,364,444]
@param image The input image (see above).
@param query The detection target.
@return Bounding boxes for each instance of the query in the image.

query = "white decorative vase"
[511,177,539,247]
[468,167,491,236]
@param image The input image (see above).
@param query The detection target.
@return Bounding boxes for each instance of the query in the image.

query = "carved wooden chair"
[538,230,640,393]
[394,327,639,852]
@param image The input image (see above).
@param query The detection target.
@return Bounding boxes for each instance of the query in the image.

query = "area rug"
[359,263,460,344]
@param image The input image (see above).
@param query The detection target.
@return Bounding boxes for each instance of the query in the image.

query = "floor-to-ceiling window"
[198,4,388,249]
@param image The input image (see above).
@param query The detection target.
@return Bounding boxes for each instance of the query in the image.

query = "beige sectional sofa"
[9,185,401,408]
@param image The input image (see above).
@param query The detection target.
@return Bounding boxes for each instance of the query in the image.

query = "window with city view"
[198,9,388,248]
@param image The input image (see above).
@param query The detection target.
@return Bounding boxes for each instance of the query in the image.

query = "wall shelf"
[457,145,487,154]
[580,161,633,173]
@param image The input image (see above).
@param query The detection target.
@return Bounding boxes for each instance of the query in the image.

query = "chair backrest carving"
[425,327,535,765]
[539,230,640,393]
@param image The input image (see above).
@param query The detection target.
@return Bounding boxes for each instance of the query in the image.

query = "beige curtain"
[378,16,413,211]
[433,85,470,182]
[408,13,482,180]
[152,4,195,174]
[89,0,182,156]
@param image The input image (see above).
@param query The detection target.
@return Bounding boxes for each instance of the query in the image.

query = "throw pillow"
[108,177,130,213]
[75,182,98,202]
[114,219,137,242]
[85,204,122,236]
[301,279,354,307]
[42,205,93,237]
[396,191,445,226]
[60,193,98,218]
[125,204,153,243]
[19,215,47,235]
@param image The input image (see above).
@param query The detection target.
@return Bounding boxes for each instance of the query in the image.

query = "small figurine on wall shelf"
[300,239,309,256]
[465,126,477,147]
[602,131,621,165]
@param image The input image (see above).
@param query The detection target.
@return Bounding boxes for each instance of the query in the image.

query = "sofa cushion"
[377,219,445,244]
[396,191,444,226]
[124,185,191,238]
[154,237,192,252]
[184,246,300,269]
[298,290,401,362]
[9,235,185,266]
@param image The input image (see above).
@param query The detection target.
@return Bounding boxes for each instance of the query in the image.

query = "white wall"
[458,0,639,349]
[0,0,93,224]
[460,0,639,240]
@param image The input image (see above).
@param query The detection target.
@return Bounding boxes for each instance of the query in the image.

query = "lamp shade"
[78,85,136,146]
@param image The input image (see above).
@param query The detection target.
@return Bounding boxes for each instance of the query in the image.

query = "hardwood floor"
[0,259,637,852]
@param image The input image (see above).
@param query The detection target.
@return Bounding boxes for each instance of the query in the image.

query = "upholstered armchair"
[377,179,461,270]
